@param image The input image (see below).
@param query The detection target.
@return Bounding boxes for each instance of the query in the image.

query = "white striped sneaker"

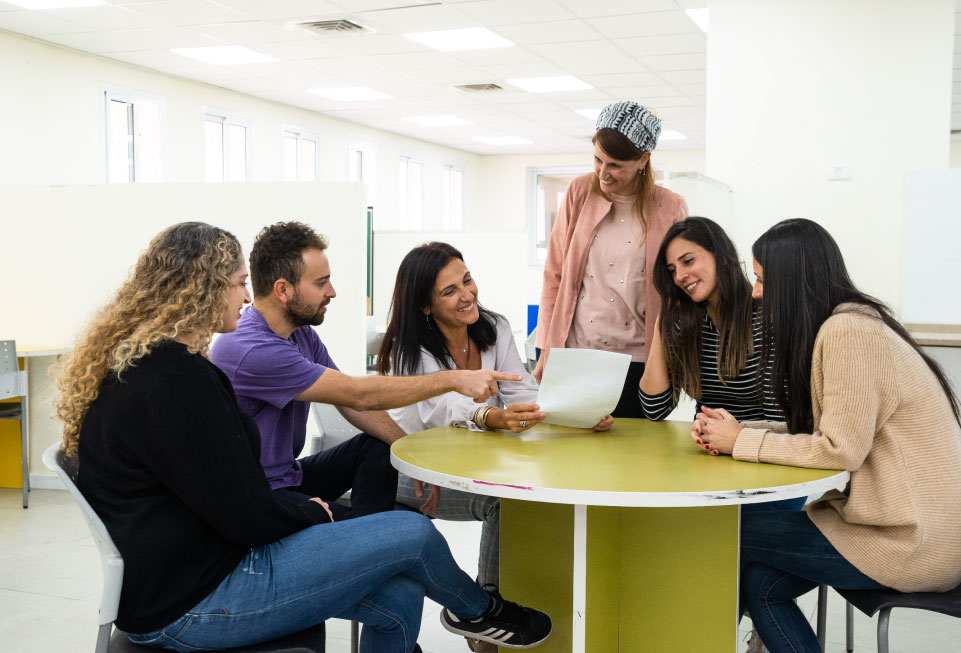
[440,588,552,649]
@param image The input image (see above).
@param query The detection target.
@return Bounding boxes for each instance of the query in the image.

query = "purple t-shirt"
[210,306,338,489]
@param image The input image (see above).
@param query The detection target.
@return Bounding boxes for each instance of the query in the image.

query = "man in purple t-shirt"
[211,221,517,519]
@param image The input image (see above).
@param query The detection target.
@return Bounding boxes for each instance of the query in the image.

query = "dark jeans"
[612,361,645,418]
[274,433,398,520]
[740,510,885,653]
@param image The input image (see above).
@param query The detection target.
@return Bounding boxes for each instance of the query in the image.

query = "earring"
[425,314,432,329]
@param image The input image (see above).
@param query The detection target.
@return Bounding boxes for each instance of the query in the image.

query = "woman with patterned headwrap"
[533,101,689,417]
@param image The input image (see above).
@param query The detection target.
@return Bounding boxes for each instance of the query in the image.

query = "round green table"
[391,419,848,653]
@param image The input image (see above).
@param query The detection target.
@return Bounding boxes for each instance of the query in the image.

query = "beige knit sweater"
[733,303,961,592]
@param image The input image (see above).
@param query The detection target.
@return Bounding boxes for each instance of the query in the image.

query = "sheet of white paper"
[536,348,632,428]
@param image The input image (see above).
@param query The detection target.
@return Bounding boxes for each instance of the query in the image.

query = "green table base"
[501,500,739,652]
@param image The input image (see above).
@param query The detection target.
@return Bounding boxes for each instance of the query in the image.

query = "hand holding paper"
[536,348,632,428]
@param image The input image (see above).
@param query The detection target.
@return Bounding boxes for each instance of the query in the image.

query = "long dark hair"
[753,218,960,432]
[377,242,498,376]
[653,217,755,402]
[590,127,656,229]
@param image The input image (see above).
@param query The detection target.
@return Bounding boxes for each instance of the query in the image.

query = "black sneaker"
[440,588,552,649]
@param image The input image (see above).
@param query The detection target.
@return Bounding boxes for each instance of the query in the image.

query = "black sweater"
[77,341,330,634]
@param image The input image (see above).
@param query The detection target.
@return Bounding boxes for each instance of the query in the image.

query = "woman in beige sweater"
[695,219,961,653]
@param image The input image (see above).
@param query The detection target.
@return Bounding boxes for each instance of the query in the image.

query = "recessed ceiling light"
[660,130,688,141]
[307,86,393,101]
[472,136,533,145]
[170,46,278,65]
[5,0,104,7]
[404,27,514,52]
[685,8,709,33]
[575,108,603,121]
[403,115,473,127]
[506,76,592,93]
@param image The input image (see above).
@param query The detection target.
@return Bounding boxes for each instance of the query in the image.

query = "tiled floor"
[1,488,959,652]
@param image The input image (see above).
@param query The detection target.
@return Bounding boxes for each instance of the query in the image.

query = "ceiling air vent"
[452,83,504,93]
[297,19,371,35]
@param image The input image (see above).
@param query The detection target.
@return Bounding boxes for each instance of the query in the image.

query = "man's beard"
[286,291,326,327]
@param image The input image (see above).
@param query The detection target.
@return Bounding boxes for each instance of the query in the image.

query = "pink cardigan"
[536,173,688,362]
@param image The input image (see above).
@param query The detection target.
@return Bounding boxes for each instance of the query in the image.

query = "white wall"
[706,0,955,314]
[0,30,481,232]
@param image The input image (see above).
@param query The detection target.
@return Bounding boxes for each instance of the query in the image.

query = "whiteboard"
[903,170,961,325]
[1,182,369,375]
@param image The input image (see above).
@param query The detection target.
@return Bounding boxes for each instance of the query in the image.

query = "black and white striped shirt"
[639,307,782,422]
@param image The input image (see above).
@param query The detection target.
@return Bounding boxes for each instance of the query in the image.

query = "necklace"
[454,337,471,369]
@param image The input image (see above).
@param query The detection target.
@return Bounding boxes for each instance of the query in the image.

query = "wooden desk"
[391,420,848,653]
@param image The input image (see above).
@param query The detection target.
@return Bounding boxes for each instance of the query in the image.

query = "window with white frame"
[442,164,464,230]
[529,167,589,265]
[204,109,250,182]
[397,156,423,230]
[103,86,163,183]
[282,127,319,181]
[347,143,376,219]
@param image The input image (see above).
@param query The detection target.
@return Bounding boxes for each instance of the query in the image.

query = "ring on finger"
[519,420,528,428]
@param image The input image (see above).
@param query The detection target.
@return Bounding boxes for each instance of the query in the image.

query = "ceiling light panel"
[307,86,393,101]
[575,108,602,121]
[685,8,709,33]
[506,75,592,92]
[660,130,688,140]
[170,45,279,65]
[403,115,473,126]
[404,27,514,51]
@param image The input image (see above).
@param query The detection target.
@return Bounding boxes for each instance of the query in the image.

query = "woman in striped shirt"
[639,216,780,427]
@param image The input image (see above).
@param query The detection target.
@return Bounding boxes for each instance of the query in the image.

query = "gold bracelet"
[474,404,494,430]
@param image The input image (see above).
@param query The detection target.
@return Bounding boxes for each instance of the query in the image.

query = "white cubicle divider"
[2,182,369,476]
[903,169,961,325]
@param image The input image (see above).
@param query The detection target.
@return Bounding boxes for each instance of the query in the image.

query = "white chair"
[523,328,537,372]
[42,443,326,653]
[0,340,28,508]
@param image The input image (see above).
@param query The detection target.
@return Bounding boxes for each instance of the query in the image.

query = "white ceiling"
[0,0,959,154]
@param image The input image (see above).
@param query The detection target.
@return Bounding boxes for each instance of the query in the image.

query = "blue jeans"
[128,512,490,653]
[740,510,885,653]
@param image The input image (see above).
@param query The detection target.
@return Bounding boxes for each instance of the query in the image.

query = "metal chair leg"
[20,402,28,509]
[351,619,359,653]
[846,599,854,651]
[877,606,891,653]
[816,584,828,651]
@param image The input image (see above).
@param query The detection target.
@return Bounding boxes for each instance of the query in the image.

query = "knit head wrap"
[595,101,661,152]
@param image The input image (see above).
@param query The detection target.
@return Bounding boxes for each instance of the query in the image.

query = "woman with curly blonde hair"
[56,222,551,653]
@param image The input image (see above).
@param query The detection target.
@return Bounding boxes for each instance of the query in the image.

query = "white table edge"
[390,453,850,507]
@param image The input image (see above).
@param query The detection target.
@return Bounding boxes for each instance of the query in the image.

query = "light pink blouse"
[565,194,646,361]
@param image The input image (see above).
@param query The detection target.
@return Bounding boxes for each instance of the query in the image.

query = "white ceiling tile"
[494,19,602,45]
[615,33,705,57]
[578,71,665,87]
[447,45,547,67]
[560,0,678,19]
[192,20,317,44]
[527,39,631,65]
[355,3,476,32]
[637,52,705,72]
[49,29,145,53]
[125,0,254,26]
[45,5,165,31]
[659,69,706,85]
[0,10,90,35]
[310,33,422,55]
[588,10,698,39]
[253,39,346,60]
[453,0,575,26]
[111,27,226,49]
[208,0,344,21]
[478,61,567,79]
